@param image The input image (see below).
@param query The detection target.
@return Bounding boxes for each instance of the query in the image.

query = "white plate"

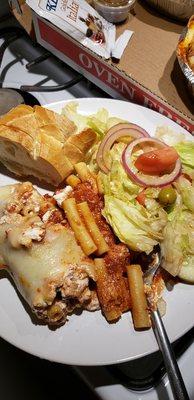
[0,98,193,366]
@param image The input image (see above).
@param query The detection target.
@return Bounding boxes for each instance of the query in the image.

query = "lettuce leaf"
[103,195,167,254]
[178,255,194,282]
[155,126,186,146]
[161,208,194,281]
[174,142,194,179]
[174,176,194,213]
[101,143,140,203]
[155,126,194,179]
[62,101,125,138]
[161,175,194,282]
[62,102,88,132]
[101,144,167,253]
[175,142,194,170]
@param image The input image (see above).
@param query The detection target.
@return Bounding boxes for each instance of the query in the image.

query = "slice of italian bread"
[0,105,97,186]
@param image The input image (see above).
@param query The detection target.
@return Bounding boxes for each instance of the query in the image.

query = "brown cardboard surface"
[113,1,193,120]
[12,1,193,122]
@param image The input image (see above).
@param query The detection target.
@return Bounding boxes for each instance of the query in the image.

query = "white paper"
[27,0,116,59]
[112,30,133,60]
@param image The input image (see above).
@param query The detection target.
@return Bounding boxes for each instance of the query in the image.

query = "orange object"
[135,147,179,174]
[136,191,146,206]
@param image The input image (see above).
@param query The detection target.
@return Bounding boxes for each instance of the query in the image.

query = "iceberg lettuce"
[62,101,125,138]
[103,195,167,254]
[155,126,194,179]
[161,208,194,281]
[174,176,194,213]
[101,143,140,203]
[102,144,167,254]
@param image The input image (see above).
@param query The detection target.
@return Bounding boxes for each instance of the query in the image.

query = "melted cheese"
[0,183,98,323]
[54,186,73,206]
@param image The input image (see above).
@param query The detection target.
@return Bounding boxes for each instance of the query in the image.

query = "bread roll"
[0,105,97,186]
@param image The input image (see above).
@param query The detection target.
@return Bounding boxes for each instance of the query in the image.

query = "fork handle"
[151,309,190,400]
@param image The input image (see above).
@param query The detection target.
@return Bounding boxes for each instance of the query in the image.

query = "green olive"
[158,187,177,205]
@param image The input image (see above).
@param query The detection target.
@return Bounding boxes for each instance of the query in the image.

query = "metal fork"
[144,251,190,400]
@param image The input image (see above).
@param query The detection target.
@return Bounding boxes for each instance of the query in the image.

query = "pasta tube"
[77,202,109,255]
[127,264,151,329]
[63,197,97,256]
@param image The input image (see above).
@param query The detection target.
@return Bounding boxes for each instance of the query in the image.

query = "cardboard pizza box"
[12,1,194,133]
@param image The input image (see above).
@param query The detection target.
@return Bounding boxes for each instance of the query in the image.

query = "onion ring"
[122,138,182,187]
[96,123,150,173]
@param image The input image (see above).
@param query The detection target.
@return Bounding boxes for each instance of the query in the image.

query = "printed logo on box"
[46,0,58,11]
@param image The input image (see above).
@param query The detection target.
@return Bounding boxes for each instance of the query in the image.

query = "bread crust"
[0,105,97,186]
[34,105,76,136]
[67,128,97,153]
[0,125,73,185]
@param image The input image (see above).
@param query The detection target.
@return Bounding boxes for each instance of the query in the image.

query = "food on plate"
[0,102,194,331]
[96,122,150,174]
[61,164,131,322]
[79,105,193,283]
[121,138,181,187]
[66,174,81,188]
[94,258,130,322]
[0,181,101,324]
[134,146,179,174]
[62,103,194,316]
[63,197,98,256]
[0,105,97,186]
[76,201,109,256]
[0,175,132,324]
[127,264,151,330]
[177,15,194,72]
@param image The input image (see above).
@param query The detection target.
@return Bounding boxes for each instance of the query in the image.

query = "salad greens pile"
[156,126,194,180]
[155,128,194,281]
[101,143,167,254]
[63,102,194,282]
[62,101,125,139]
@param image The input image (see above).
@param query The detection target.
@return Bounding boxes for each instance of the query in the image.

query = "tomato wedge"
[136,191,146,206]
[134,147,179,174]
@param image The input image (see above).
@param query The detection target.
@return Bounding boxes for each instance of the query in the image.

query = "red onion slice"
[122,138,182,187]
[105,123,150,138]
[96,123,150,173]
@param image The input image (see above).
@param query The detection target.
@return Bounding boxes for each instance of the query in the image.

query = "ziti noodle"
[61,160,163,329]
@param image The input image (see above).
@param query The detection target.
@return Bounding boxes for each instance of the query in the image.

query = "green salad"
[62,102,194,283]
